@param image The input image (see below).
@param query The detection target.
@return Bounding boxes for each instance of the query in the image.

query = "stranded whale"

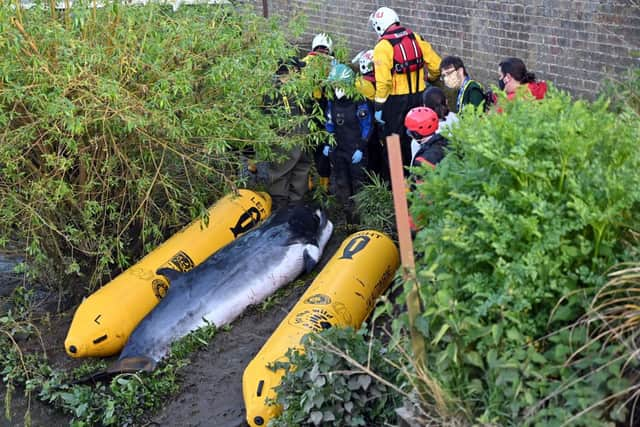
[108,205,333,373]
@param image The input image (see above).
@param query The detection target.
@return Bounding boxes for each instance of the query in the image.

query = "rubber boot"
[319,177,329,191]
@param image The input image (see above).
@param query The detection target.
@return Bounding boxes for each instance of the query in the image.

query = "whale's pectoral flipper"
[156,267,181,283]
[303,245,321,274]
[107,356,156,374]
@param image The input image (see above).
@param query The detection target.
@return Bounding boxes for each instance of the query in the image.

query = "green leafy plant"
[1,313,218,426]
[407,85,640,424]
[269,326,403,427]
[525,262,640,426]
[524,325,635,426]
[601,66,640,117]
[353,172,396,235]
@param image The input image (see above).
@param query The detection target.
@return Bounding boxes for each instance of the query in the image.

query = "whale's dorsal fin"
[156,267,181,283]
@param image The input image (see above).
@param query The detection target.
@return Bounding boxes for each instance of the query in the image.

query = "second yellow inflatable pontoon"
[242,230,400,427]
[65,189,271,358]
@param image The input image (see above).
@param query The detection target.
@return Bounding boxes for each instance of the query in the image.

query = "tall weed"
[0,3,315,290]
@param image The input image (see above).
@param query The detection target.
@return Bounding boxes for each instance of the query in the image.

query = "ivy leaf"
[323,411,336,422]
[313,374,326,388]
[309,411,323,426]
[344,401,354,413]
[357,375,372,391]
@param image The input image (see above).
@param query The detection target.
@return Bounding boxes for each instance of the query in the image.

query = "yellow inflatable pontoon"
[65,189,271,358]
[242,230,400,427]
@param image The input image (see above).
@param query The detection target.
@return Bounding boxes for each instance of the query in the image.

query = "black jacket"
[411,134,449,167]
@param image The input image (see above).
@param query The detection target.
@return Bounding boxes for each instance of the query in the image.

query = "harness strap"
[409,36,420,94]
[397,42,412,94]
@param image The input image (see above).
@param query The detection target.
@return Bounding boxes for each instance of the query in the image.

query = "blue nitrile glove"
[374,110,385,125]
[322,145,331,157]
[351,149,363,164]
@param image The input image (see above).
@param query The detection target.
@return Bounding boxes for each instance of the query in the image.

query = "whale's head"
[312,207,333,252]
[281,204,333,273]
[284,204,332,245]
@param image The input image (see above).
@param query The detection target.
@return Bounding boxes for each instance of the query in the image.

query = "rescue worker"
[405,106,449,170]
[301,33,335,191]
[405,106,449,233]
[324,63,373,224]
[353,49,376,101]
[439,55,486,113]
[353,49,386,180]
[369,6,442,169]
[264,59,313,210]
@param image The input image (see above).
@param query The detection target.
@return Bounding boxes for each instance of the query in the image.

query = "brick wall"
[252,0,640,100]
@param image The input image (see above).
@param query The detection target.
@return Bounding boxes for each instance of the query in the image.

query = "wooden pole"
[386,134,425,367]
[262,0,268,17]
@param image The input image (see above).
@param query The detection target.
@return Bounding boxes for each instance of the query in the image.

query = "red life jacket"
[381,26,424,75]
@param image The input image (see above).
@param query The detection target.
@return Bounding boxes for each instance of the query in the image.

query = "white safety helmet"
[311,33,333,55]
[352,49,375,75]
[369,7,400,36]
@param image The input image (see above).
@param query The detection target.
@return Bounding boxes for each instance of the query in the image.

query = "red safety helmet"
[404,107,439,139]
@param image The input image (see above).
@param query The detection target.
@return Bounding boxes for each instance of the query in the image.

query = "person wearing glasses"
[439,55,487,113]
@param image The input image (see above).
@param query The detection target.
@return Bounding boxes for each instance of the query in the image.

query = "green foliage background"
[0,2,317,289]
[409,87,640,425]
[270,327,403,427]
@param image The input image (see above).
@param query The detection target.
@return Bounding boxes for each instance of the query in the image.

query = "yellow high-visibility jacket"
[373,29,442,104]
[355,76,376,101]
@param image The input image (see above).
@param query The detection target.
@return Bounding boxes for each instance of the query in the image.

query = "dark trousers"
[268,146,312,209]
[366,124,388,181]
[330,151,367,219]
[314,143,331,178]
[380,91,424,172]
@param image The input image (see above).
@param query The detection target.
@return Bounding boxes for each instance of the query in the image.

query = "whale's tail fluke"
[107,356,157,374]
[70,355,157,385]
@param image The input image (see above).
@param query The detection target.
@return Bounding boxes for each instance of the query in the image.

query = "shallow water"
[0,253,21,298]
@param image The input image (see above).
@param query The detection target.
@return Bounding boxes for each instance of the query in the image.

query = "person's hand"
[374,110,385,125]
[247,160,257,173]
[351,149,363,164]
[322,145,331,157]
